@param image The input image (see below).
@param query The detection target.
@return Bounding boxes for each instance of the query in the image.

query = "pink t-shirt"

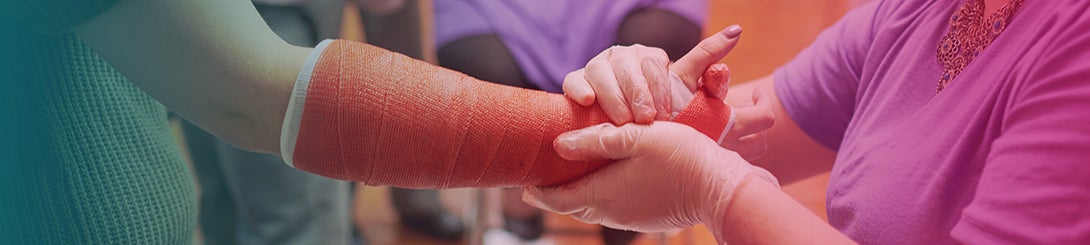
[775,0,1090,244]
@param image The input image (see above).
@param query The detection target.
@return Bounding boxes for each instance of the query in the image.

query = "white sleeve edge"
[716,105,737,145]
[280,39,335,168]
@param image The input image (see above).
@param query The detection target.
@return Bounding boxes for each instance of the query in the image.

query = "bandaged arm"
[71,0,732,188]
[282,40,735,188]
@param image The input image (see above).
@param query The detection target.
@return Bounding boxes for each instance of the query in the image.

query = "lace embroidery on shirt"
[936,0,1024,93]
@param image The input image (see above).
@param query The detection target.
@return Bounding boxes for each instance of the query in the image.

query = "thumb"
[553,123,648,161]
[522,180,594,217]
[671,25,742,92]
[702,63,732,100]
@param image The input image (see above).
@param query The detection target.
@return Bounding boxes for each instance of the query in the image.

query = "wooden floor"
[345,0,860,244]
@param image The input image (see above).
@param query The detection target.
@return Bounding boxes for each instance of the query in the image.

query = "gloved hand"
[562,25,774,160]
[522,122,779,242]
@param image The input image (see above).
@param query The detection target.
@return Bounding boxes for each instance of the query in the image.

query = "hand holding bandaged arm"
[281,40,735,188]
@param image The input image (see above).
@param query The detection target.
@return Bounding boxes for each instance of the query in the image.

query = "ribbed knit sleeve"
[0,0,121,35]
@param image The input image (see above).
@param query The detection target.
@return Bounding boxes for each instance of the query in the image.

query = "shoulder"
[1008,2,1090,101]
[0,0,121,35]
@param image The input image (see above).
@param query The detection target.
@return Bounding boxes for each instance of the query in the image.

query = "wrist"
[703,171,767,244]
[711,173,852,245]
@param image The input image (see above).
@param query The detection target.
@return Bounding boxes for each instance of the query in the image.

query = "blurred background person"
[356,0,469,242]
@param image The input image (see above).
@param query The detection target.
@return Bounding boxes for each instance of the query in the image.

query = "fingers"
[701,64,732,100]
[639,49,674,121]
[585,51,634,124]
[728,87,775,137]
[522,183,594,218]
[575,45,675,124]
[553,123,646,161]
[667,73,695,119]
[732,133,768,160]
[608,46,659,123]
[718,87,774,159]
[563,69,596,106]
[671,25,743,91]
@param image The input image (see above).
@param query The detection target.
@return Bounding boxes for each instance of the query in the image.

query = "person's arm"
[522,121,854,244]
[716,170,852,244]
[74,0,308,153]
[70,0,737,188]
[564,1,886,185]
[565,29,833,184]
[724,76,837,185]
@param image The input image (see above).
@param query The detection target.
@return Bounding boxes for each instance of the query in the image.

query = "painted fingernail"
[724,25,743,38]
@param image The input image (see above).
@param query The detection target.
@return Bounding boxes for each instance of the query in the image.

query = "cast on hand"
[282,39,736,189]
[562,25,774,160]
[522,122,778,241]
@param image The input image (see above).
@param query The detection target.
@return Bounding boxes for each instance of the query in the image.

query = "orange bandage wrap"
[281,40,732,188]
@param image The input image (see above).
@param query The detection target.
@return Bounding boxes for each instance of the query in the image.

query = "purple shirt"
[433,0,707,93]
[776,0,1090,243]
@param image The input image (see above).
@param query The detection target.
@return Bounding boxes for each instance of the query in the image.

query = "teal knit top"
[0,1,198,243]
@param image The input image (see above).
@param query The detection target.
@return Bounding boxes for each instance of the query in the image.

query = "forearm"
[283,40,736,188]
[713,175,853,245]
[727,75,837,185]
[75,0,307,153]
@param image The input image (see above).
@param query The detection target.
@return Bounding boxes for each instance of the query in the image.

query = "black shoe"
[391,189,465,242]
[400,209,466,242]
[503,213,545,241]
[350,219,368,245]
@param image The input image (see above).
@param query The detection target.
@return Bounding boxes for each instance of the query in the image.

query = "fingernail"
[555,133,579,151]
[613,105,633,124]
[632,95,656,121]
[723,25,743,38]
[578,86,597,105]
[521,189,544,207]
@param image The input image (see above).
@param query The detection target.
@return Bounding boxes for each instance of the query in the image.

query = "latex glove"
[563,24,742,122]
[522,122,779,242]
[562,25,773,160]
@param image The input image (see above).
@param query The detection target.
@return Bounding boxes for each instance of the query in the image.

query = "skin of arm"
[726,75,837,185]
[717,172,854,244]
[75,0,310,154]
